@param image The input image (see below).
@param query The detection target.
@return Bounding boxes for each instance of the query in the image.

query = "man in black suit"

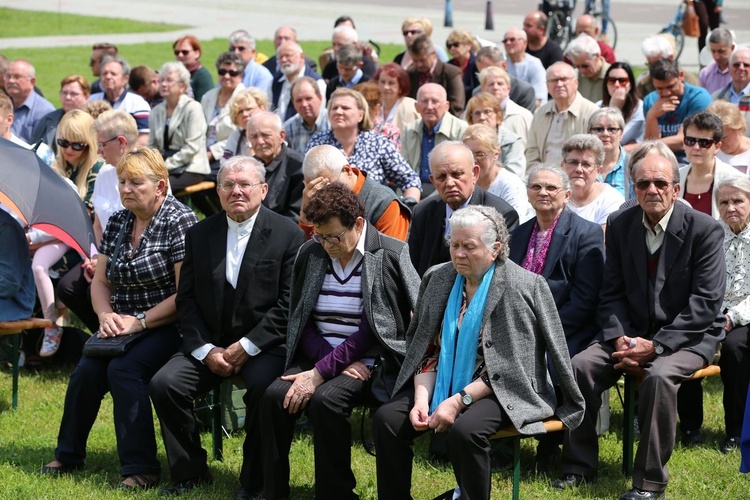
[150,156,305,498]
[552,143,726,500]
[406,34,465,117]
[408,141,519,276]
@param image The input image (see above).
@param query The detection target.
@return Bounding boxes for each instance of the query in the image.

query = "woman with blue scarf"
[373,205,585,500]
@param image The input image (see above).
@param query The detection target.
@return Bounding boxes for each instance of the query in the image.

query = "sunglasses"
[446,42,461,49]
[732,61,749,69]
[57,139,87,151]
[502,37,520,44]
[174,49,191,56]
[607,77,630,85]
[590,126,622,134]
[683,136,717,148]
[403,29,422,36]
[218,68,242,77]
[635,179,673,191]
[229,45,248,52]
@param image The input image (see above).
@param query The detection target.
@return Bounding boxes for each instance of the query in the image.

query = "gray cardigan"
[286,223,421,396]
[395,259,585,435]
[148,94,210,175]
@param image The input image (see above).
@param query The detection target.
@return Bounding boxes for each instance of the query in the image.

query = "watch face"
[462,394,472,405]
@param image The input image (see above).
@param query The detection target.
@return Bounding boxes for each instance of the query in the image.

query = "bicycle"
[541,0,618,50]
[584,1,618,50]
[659,1,687,59]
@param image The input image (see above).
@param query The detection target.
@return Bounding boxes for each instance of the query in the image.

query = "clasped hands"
[611,335,657,376]
[97,311,143,338]
[205,343,251,377]
[410,394,462,433]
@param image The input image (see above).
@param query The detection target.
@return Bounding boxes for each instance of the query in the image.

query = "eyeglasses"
[403,29,423,36]
[174,49,191,56]
[502,37,520,44]
[547,76,573,84]
[446,42,461,49]
[563,159,597,170]
[470,108,496,118]
[574,63,592,70]
[683,136,718,148]
[97,137,119,149]
[732,61,750,69]
[528,183,563,194]
[635,179,673,191]
[218,68,242,77]
[336,64,359,72]
[311,227,349,246]
[56,139,87,151]
[229,45,248,52]
[590,126,622,134]
[607,77,630,85]
[218,181,263,193]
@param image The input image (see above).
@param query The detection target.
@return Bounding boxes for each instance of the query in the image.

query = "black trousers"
[373,387,507,500]
[695,0,722,53]
[720,325,750,437]
[56,264,98,333]
[54,324,180,476]
[150,348,285,490]
[677,378,704,432]
[260,360,368,500]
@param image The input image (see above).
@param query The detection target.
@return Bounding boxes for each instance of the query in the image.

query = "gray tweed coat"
[394,259,585,435]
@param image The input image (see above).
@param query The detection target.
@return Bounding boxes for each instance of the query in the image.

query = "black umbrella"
[0,137,97,258]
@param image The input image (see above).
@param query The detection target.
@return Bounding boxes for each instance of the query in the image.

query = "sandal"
[37,460,82,476]
[116,473,160,491]
[39,326,63,358]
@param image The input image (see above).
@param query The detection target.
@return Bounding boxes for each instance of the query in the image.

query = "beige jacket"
[402,112,469,173]
[502,98,533,147]
[525,92,599,172]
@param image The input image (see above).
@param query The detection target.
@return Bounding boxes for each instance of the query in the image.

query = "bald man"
[574,15,616,63]
[402,83,469,196]
[523,11,564,69]
[504,28,547,107]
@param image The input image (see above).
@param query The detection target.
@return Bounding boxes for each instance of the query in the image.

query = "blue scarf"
[430,263,496,414]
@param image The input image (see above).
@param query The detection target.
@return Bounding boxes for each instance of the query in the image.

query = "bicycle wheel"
[593,12,618,50]
[659,25,685,60]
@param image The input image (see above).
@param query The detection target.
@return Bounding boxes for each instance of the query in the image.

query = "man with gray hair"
[271,42,325,121]
[698,28,735,94]
[300,144,410,240]
[712,47,750,134]
[4,59,54,142]
[406,34,465,116]
[228,29,274,99]
[321,25,377,83]
[564,34,610,102]
[151,155,305,497]
[247,112,304,221]
[503,27,547,107]
[325,43,367,100]
[89,55,151,145]
[262,26,318,75]
[408,141,518,276]
[474,46,536,112]
[402,83,469,196]
[553,141,726,500]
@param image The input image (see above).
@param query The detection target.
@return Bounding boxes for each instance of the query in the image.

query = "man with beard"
[271,42,325,122]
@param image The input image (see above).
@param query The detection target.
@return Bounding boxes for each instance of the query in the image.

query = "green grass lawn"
[0,364,747,499]
[0,8,186,38]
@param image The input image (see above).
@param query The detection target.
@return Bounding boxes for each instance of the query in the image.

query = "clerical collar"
[226,212,257,237]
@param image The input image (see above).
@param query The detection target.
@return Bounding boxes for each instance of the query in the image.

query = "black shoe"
[37,462,83,476]
[720,436,740,454]
[234,487,262,500]
[535,442,561,475]
[619,487,665,499]
[551,473,591,490]
[158,470,213,496]
[681,428,704,446]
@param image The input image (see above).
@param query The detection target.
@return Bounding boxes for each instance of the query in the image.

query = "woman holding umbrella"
[39,147,198,490]
[35,109,103,357]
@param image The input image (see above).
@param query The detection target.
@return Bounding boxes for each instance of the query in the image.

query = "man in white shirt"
[150,156,305,497]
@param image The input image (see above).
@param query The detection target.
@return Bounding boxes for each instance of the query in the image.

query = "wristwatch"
[459,390,473,407]
[652,340,664,355]
[136,312,147,330]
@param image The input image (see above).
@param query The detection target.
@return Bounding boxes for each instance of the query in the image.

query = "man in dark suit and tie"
[552,142,726,500]
[408,141,519,276]
[150,156,305,498]
[406,34,465,117]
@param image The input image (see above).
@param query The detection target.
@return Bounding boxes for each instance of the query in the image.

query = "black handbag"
[82,216,149,357]
[162,124,189,175]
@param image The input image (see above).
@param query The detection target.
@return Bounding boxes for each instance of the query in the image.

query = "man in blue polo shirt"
[4,60,54,143]
[643,58,712,163]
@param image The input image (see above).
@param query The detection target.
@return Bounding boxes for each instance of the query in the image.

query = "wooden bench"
[0,318,53,409]
[621,365,721,476]
[175,181,219,215]
[489,418,566,500]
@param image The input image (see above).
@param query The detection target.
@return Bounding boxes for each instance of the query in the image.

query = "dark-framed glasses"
[56,139,87,151]
[446,42,461,49]
[606,76,629,85]
[683,136,718,148]
[218,68,242,77]
[311,227,348,246]
[590,126,622,134]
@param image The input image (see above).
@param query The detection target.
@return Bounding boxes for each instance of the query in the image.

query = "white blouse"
[723,221,750,327]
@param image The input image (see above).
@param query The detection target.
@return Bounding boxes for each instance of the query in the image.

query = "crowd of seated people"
[3,10,750,500]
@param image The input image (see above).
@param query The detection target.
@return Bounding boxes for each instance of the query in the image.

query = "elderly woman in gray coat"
[373,204,585,500]
[260,182,420,500]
